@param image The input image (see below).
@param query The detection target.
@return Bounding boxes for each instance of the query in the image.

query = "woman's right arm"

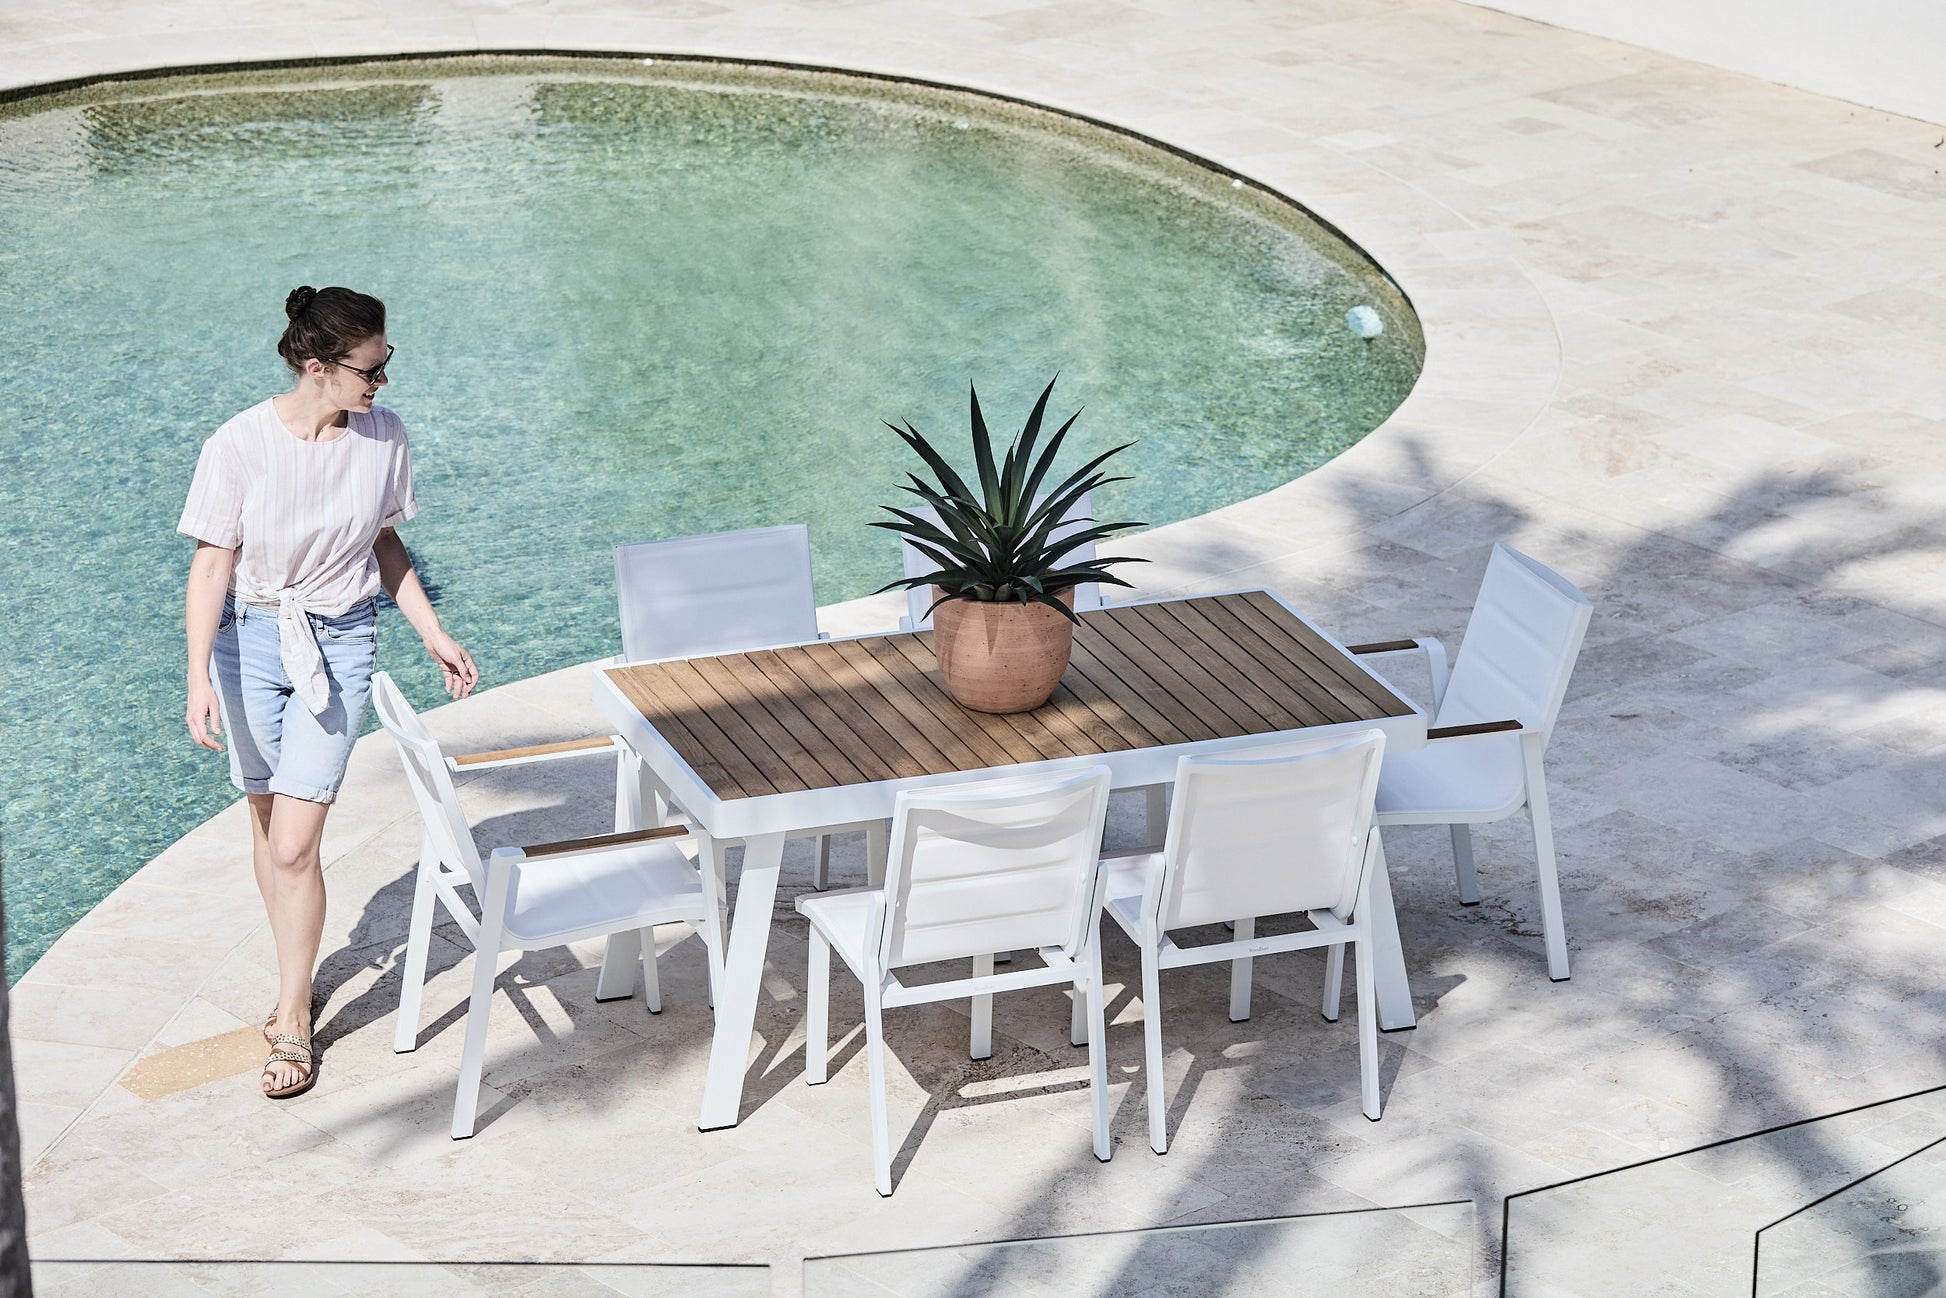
[185,541,236,751]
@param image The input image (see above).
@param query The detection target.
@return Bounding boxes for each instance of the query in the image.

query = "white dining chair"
[615,523,824,663]
[615,523,865,889]
[895,490,1107,632]
[372,672,726,1139]
[1096,729,1391,1153]
[1349,543,1593,981]
[796,766,1116,1196]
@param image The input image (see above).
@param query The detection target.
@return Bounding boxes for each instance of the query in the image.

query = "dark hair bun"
[275,286,386,377]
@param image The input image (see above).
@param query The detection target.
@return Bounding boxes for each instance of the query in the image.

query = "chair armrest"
[1425,719,1526,741]
[1346,636,1449,712]
[504,823,696,863]
[447,735,620,772]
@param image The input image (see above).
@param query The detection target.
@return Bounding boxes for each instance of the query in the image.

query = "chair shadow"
[867,946,1446,1195]
[883,981,1142,1190]
[307,804,1462,1164]
[311,794,621,1051]
[312,866,430,1051]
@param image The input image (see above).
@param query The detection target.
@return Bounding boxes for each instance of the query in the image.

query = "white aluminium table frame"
[593,589,1428,1131]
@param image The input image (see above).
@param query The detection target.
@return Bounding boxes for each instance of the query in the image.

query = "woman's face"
[316,333,390,413]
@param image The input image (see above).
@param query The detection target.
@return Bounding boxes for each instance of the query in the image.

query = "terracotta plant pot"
[930,587,1076,714]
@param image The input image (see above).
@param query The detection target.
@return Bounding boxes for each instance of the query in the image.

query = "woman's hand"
[376,529,478,700]
[186,675,225,752]
[424,630,479,699]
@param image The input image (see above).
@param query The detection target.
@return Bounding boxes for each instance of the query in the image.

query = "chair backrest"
[1436,544,1593,735]
[370,671,486,891]
[1152,730,1386,932]
[899,491,1103,630]
[877,767,1113,970]
[615,524,820,663]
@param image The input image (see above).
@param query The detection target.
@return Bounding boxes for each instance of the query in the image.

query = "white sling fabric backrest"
[1436,544,1593,735]
[371,672,486,891]
[878,767,1113,969]
[900,491,1103,630]
[614,524,820,663]
[1156,730,1386,931]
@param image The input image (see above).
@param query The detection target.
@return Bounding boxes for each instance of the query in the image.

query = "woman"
[180,286,478,1099]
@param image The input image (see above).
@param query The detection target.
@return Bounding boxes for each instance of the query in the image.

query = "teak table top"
[602,591,1414,803]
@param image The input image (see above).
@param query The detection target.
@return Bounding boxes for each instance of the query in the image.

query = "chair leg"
[970,954,994,1060]
[639,926,662,1014]
[1229,917,1255,1022]
[1524,752,1571,981]
[1084,943,1111,1163]
[613,750,637,832]
[812,835,832,891]
[1322,943,1345,1022]
[864,980,894,1196]
[393,836,439,1054]
[452,942,501,1139]
[1354,936,1381,1121]
[1450,824,1480,905]
[1070,983,1089,1047]
[805,928,830,1085]
[1140,945,1168,1155]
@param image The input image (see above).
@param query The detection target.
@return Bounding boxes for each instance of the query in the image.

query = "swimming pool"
[0,56,1422,977]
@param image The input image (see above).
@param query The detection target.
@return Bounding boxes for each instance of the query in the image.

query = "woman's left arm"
[374,527,479,699]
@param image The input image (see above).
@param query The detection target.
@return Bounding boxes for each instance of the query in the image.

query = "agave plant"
[873,376,1146,624]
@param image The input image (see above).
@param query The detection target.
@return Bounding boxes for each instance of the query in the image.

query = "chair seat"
[1376,731,1526,822]
[795,886,880,978]
[505,840,705,945]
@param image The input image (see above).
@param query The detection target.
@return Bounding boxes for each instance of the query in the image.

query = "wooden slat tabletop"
[604,592,1415,801]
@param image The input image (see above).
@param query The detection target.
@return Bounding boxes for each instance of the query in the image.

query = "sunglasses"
[332,344,395,385]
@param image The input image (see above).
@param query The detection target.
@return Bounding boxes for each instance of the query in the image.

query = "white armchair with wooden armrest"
[1347,543,1593,981]
[373,672,727,1138]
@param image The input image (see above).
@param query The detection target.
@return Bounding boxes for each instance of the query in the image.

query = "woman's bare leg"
[247,795,281,1046]
[260,793,330,1092]
[246,794,278,1041]
[246,793,276,906]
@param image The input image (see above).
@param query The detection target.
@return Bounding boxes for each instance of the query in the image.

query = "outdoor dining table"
[593,588,1428,1130]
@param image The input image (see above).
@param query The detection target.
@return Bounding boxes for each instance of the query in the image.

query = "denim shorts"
[213,595,378,804]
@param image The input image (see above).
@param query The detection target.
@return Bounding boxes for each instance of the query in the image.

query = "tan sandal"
[262,1034,316,1100]
[261,1010,279,1046]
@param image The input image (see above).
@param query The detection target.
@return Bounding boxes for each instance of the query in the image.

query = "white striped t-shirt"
[177,399,419,615]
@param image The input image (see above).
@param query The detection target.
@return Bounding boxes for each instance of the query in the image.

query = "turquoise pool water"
[0,57,1422,978]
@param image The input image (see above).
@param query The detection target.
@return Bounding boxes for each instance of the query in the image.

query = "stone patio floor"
[6,2,1946,1295]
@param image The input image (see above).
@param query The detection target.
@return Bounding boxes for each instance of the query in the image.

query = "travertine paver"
[6,2,1946,1296]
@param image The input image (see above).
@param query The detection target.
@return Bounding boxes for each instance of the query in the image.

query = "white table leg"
[597,752,662,998]
[1368,834,1416,1031]
[699,831,787,1130]
[595,930,641,1001]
